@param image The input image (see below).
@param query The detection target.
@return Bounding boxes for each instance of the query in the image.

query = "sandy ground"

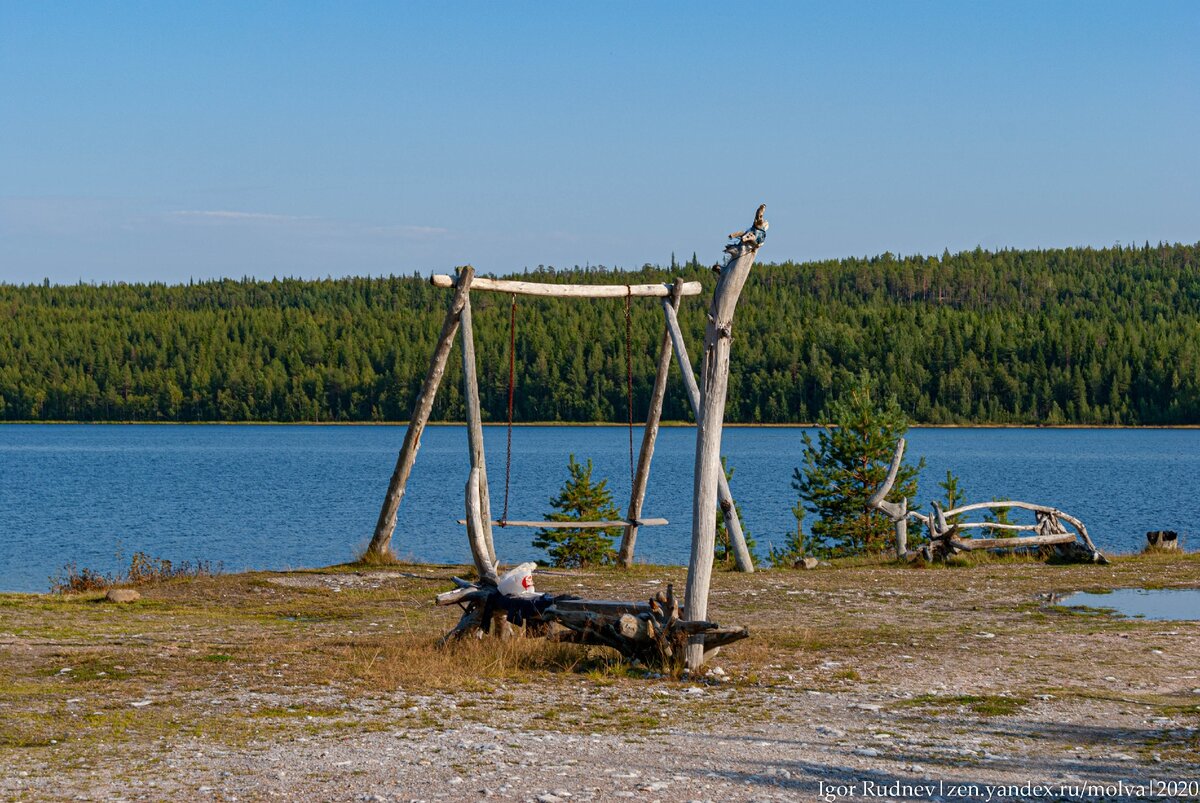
[1,554,1198,802]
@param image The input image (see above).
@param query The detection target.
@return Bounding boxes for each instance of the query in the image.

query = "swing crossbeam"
[456,518,669,529]
[431,274,702,299]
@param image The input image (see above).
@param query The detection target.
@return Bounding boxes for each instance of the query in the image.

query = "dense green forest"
[2,243,1199,425]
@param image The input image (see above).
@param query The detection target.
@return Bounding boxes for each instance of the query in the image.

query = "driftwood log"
[367,267,475,558]
[429,275,703,298]
[868,438,1107,564]
[684,204,767,669]
[618,279,685,568]
[436,579,748,668]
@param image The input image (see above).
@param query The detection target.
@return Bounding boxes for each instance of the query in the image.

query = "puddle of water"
[1056,588,1200,620]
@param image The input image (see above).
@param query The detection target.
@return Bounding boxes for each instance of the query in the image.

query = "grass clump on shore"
[49,551,222,594]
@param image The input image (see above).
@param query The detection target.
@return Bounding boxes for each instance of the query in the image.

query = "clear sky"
[1,1,1196,284]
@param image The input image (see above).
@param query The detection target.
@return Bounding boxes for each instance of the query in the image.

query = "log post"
[685,204,767,670]
[367,266,474,559]
[458,272,496,564]
[866,437,912,560]
[618,278,685,568]
[664,302,754,573]
[465,468,499,585]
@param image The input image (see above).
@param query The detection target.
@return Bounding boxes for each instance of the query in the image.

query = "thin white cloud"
[365,224,450,238]
[168,210,308,223]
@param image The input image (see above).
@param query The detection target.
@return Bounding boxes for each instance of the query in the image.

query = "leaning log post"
[866,436,911,560]
[367,266,474,558]
[663,302,754,573]
[458,275,496,564]
[465,468,499,585]
[685,205,767,670]
[618,279,686,568]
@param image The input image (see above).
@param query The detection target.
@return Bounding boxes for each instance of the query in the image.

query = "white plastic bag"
[497,562,538,597]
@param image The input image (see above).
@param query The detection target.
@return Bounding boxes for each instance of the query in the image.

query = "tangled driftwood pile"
[435,579,748,667]
[868,439,1107,564]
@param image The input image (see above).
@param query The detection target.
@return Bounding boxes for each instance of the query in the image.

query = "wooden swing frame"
[368,204,769,669]
[365,268,753,573]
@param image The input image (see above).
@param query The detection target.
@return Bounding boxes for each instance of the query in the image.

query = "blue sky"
[1,1,1196,284]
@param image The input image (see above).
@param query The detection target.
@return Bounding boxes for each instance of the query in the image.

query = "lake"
[1,425,1197,593]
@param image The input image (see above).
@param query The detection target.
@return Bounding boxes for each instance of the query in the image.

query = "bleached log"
[618,613,650,641]
[701,627,750,651]
[946,532,1076,551]
[550,599,651,615]
[865,439,1107,563]
[435,586,485,606]
[464,468,499,586]
[941,501,1101,554]
[441,604,485,643]
[865,438,912,559]
[368,266,474,558]
[458,280,496,564]
[867,437,908,519]
[685,204,767,669]
[619,278,686,568]
[663,301,754,573]
[456,518,668,528]
[430,274,702,298]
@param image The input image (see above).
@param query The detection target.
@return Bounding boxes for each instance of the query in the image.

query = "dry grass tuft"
[334,634,622,689]
[49,552,222,594]
[350,542,403,567]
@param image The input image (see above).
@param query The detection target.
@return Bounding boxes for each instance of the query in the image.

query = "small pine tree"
[793,374,924,556]
[938,470,966,525]
[767,501,824,567]
[984,498,1015,535]
[714,457,756,565]
[533,455,621,567]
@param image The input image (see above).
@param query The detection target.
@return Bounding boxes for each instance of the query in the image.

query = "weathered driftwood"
[866,439,1107,564]
[458,279,496,564]
[367,266,474,558]
[619,278,686,568]
[435,580,747,668]
[456,518,668,528]
[663,301,754,573]
[464,468,499,585]
[430,274,702,298]
[867,437,911,558]
[685,204,767,669]
[549,584,748,666]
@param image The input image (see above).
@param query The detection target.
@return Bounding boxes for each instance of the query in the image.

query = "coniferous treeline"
[2,242,1199,425]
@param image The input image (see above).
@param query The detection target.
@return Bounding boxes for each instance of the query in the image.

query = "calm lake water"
[1,425,1197,593]
[1058,588,1200,621]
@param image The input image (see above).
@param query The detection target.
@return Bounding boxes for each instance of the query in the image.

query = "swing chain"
[625,286,634,487]
[502,293,516,526]
[502,287,636,523]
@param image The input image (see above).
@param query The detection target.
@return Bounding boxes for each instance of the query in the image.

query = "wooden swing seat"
[456,517,668,528]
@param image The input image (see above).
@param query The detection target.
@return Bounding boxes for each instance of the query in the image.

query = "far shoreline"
[3,420,1200,430]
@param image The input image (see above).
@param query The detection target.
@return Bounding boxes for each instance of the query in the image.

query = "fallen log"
[435,579,747,668]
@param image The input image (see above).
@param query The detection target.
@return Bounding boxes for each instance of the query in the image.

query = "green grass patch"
[895,693,1029,717]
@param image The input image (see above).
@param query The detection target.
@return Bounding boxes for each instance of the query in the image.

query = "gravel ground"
[2,556,1198,802]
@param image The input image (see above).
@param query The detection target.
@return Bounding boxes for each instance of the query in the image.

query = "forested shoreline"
[3,243,1199,425]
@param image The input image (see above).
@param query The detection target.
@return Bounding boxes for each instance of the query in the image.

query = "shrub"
[533,455,621,567]
[793,374,924,556]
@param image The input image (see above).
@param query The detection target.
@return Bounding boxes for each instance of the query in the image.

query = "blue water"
[1058,589,1200,620]
[1,425,1197,593]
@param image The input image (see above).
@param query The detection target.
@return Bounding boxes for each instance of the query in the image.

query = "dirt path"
[2,554,1198,801]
